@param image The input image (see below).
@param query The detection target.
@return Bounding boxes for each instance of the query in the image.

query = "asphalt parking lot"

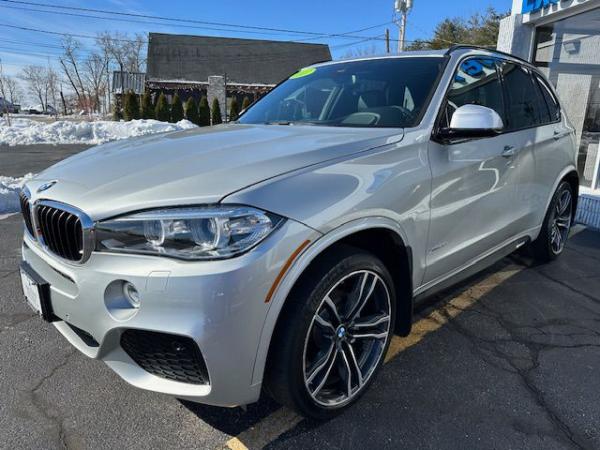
[1,145,600,449]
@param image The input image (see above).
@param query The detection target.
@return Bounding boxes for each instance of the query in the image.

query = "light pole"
[395,0,413,53]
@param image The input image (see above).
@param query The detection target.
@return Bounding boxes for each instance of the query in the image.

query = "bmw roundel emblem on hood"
[37,180,58,193]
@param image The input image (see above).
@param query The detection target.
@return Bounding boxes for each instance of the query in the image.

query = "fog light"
[123,282,140,308]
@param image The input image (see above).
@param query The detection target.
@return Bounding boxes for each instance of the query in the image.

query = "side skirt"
[412,235,530,304]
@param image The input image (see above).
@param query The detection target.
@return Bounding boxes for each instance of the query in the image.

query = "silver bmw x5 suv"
[19,46,578,419]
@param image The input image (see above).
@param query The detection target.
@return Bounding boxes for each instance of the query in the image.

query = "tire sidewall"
[284,250,397,419]
[542,181,573,260]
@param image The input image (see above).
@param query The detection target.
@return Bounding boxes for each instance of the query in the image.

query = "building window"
[533,8,600,193]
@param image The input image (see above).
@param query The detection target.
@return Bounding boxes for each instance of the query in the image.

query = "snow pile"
[0,118,197,146]
[0,173,34,215]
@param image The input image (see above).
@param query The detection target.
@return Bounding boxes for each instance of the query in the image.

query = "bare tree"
[84,52,108,113]
[97,32,147,116]
[60,35,91,113]
[20,65,50,112]
[47,66,59,117]
[0,59,12,125]
[19,65,58,115]
[4,76,22,105]
[342,43,382,59]
[126,33,147,72]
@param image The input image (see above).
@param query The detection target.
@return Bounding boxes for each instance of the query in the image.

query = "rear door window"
[533,73,561,123]
[500,62,547,131]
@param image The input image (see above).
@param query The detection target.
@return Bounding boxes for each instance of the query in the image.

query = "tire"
[531,181,574,263]
[264,245,396,420]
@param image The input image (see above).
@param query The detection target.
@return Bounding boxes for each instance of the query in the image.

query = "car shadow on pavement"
[179,396,281,436]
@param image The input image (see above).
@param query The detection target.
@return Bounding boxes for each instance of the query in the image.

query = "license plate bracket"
[20,262,58,323]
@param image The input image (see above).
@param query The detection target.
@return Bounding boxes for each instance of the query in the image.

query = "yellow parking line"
[224,264,524,450]
[225,408,303,450]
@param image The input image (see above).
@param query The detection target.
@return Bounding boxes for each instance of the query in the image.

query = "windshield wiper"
[263,120,320,126]
[264,120,293,125]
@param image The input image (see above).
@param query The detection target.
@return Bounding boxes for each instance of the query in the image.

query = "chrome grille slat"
[19,191,34,236]
[55,210,68,257]
[35,203,86,263]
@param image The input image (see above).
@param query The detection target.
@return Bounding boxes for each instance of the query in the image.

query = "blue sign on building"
[522,0,564,14]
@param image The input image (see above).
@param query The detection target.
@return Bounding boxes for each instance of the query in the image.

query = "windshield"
[238,57,445,128]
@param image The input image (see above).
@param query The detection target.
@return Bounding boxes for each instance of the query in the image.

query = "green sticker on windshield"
[290,67,316,79]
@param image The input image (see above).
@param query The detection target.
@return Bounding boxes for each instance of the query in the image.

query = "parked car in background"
[0,97,19,114]
[25,104,57,115]
[19,46,578,419]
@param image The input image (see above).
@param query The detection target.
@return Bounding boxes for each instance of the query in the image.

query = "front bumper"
[21,219,316,407]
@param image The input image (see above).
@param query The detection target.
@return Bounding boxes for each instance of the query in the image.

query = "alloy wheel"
[302,270,392,407]
[550,188,572,254]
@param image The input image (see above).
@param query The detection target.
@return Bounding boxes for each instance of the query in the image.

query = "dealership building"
[498,0,600,227]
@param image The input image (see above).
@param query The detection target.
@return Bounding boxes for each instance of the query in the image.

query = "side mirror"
[438,104,504,140]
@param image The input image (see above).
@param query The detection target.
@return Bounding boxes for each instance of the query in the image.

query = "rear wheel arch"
[562,170,579,220]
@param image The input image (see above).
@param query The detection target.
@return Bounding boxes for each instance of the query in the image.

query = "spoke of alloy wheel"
[348,272,378,321]
[553,225,562,251]
[323,295,341,324]
[345,342,364,389]
[351,313,390,330]
[339,346,353,397]
[309,347,339,397]
[351,330,389,340]
[556,216,571,229]
[559,192,572,215]
[306,339,335,385]
[314,313,336,333]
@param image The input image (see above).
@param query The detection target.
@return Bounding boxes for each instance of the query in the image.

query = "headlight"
[95,206,284,260]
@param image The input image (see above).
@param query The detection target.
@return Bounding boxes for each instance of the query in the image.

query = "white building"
[498,0,600,228]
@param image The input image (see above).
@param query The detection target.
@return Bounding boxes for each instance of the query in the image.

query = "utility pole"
[395,0,413,53]
[385,28,390,53]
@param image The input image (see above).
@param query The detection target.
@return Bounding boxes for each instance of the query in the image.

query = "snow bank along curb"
[0,118,197,146]
[0,174,34,214]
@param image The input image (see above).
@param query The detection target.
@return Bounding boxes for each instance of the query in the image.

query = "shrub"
[229,97,240,121]
[184,97,199,125]
[112,100,122,121]
[141,91,154,119]
[198,95,210,126]
[123,91,140,121]
[211,98,222,125]
[155,92,170,122]
[170,93,184,123]
[241,96,251,111]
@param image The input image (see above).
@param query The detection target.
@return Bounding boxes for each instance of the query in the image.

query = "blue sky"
[0,0,511,78]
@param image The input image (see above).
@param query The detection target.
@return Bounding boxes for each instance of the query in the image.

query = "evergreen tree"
[123,91,140,121]
[198,95,210,126]
[211,98,222,125]
[170,93,184,123]
[155,92,170,122]
[229,97,240,121]
[141,91,154,119]
[406,7,506,50]
[112,99,122,121]
[184,97,199,125]
[241,96,251,111]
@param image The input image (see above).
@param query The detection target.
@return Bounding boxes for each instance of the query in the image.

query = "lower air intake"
[120,330,209,385]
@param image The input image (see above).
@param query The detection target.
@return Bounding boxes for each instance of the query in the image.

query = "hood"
[27,124,404,220]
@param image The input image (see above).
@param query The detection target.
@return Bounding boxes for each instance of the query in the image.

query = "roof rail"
[445,45,532,66]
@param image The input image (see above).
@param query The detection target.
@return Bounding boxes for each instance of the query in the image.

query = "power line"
[0,0,391,41]
[0,4,328,39]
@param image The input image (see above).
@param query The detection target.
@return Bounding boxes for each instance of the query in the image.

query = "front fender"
[248,216,412,386]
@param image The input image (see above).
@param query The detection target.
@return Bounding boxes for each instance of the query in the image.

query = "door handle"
[502,145,517,157]
[553,130,567,140]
